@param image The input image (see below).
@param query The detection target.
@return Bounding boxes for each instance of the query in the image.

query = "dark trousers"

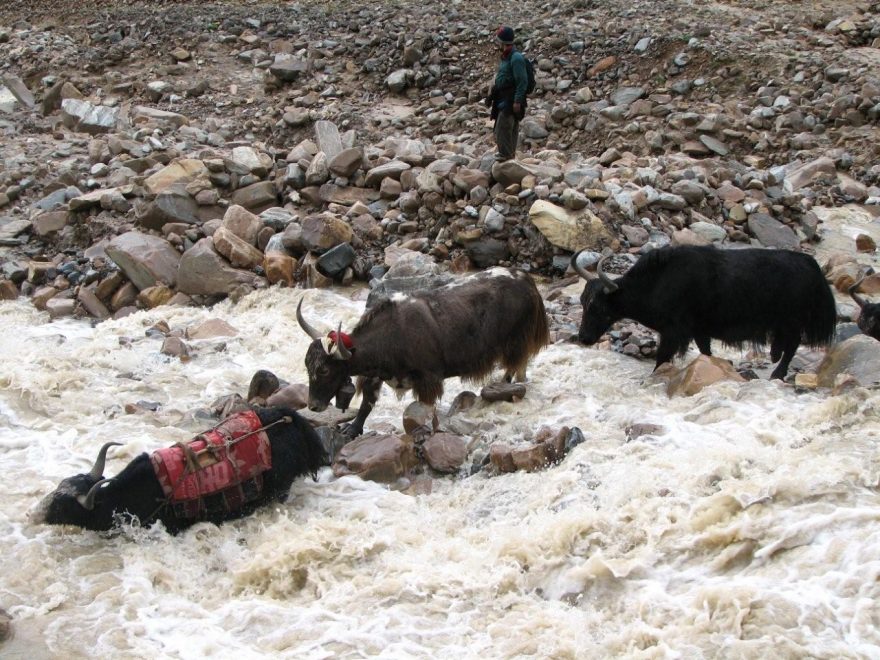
[494,109,519,161]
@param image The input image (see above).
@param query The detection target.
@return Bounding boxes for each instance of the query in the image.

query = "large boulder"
[106,232,181,291]
[817,334,880,387]
[332,433,416,483]
[212,227,264,269]
[177,238,263,296]
[661,355,746,396]
[423,433,468,473]
[528,200,614,252]
[747,213,800,249]
[144,159,209,195]
[300,214,353,252]
[60,99,118,134]
[220,205,262,246]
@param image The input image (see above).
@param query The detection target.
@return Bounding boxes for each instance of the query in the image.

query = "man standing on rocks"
[487,25,528,162]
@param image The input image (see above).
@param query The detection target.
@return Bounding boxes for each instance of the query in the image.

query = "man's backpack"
[524,57,537,95]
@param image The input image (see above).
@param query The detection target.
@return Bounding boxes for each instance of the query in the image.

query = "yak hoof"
[340,422,364,439]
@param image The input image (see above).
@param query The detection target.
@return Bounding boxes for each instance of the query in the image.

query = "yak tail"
[527,293,551,356]
[803,281,838,347]
[502,287,550,381]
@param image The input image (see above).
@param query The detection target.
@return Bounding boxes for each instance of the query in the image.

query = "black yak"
[572,245,837,379]
[297,267,549,437]
[32,407,327,534]
[849,277,880,340]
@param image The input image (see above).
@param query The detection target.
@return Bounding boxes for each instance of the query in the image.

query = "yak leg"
[341,377,383,438]
[653,333,687,371]
[770,333,800,380]
[502,365,527,383]
[695,335,712,356]
[769,336,784,363]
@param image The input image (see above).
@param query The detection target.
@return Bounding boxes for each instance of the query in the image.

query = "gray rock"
[106,231,181,290]
[231,181,278,210]
[747,213,800,249]
[611,86,645,106]
[314,120,344,161]
[269,55,308,82]
[423,433,468,473]
[177,238,263,296]
[365,160,411,187]
[386,69,412,93]
[61,99,119,134]
[1,75,34,109]
[817,334,880,387]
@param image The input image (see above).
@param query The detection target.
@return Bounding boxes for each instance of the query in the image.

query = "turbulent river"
[1,282,880,659]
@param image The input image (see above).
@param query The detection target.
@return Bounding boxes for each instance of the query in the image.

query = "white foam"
[1,291,880,656]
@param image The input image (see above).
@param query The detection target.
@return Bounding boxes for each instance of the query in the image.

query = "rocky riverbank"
[0,0,878,340]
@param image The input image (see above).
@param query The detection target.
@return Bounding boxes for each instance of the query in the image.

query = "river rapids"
[1,284,879,659]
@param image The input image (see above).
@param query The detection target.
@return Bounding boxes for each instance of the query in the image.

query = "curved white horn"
[597,256,619,293]
[570,251,593,281]
[89,442,122,480]
[333,323,352,360]
[296,299,323,341]
[78,478,112,511]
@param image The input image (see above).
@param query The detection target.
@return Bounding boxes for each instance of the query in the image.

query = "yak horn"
[296,299,323,341]
[597,256,620,293]
[78,478,111,511]
[88,442,122,480]
[570,251,594,281]
[849,277,868,309]
[333,322,352,360]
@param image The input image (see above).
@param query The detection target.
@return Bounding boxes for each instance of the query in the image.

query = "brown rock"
[186,318,239,339]
[402,401,438,436]
[266,383,310,409]
[511,442,552,472]
[0,279,18,300]
[332,433,416,483]
[27,261,54,284]
[247,369,280,403]
[137,284,174,309]
[422,433,468,473]
[263,253,297,286]
[328,147,364,178]
[664,355,746,396]
[588,55,618,76]
[489,442,516,473]
[144,159,208,195]
[77,286,110,319]
[231,181,278,210]
[480,382,527,402]
[46,296,75,319]
[213,226,264,269]
[301,214,354,252]
[161,336,190,358]
[856,234,876,253]
[110,281,138,311]
[220,205,263,246]
[94,272,124,302]
[31,286,58,311]
[31,210,69,236]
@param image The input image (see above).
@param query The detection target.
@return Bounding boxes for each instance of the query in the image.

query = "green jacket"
[494,49,528,105]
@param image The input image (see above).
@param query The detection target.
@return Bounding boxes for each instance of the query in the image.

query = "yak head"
[297,299,355,412]
[572,253,623,345]
[850,278,880,340]
[31,442,121,526]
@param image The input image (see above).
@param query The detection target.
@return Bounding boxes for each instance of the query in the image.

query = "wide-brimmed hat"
[495,26,515,45]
